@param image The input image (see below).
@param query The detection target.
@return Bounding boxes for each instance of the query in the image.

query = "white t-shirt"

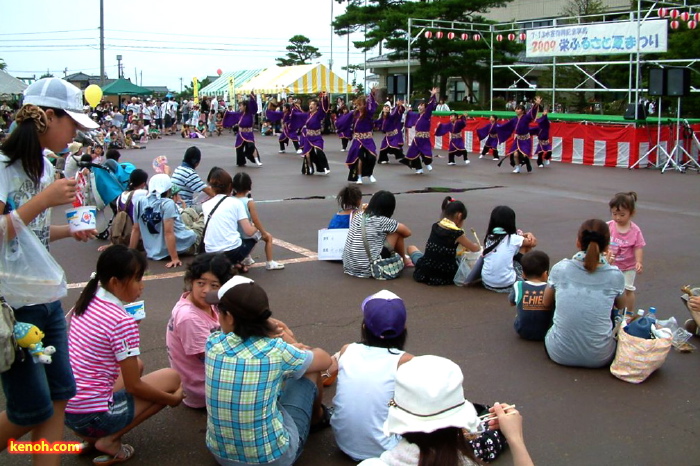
[481,233,524,289]
[0,153,54,247]
[201,194,248,253]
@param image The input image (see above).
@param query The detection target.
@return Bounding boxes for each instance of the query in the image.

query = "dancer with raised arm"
[289,92,331,176]
[403,87,438,174]
[377,101,406,164]
[337,89,379,184]
[499,96,541,173]
[531,108,552,168]
[266,102,301,154]
[476,115,504,161]
[222,92,262,167]
[435,112,469,166]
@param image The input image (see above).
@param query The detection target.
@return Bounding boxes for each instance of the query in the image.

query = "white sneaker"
[355,178,363,184]
[538,164,544,168]
[479,154,484,159]
[340,148,346,152]
[242,256,255,266]
[379,161,388,164]
[255,158,263,166]
[545,160,550,166]
[323,168,330,175]
[464,160,470,165]
[447,162,456,166]
[369,175,377,183]
[278,150,286,153]
[426,164,433,171]
[415,169,423,175]
[296,149,303,154]
[512,166,521,173]
[266,260,285,270]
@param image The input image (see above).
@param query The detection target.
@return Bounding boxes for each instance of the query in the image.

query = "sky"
[1,0,373,92]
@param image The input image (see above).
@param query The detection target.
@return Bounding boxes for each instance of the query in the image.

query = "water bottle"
[648,307,657,323]
[624,308,635,323]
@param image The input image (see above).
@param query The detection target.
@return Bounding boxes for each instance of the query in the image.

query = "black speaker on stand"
[666,67,691,97]
[648,68,666,96]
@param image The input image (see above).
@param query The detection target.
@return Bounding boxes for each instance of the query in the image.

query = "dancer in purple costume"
[265,103,301,153]
[403,87,438,174]
[337,89,379,184]
[289,92,330,175]
[435,113,469,165]
[376,101,406,164]
[336,106,352,152]
[530,108,552,168]
[476,115,503,161]
[222,92,262,167]
[499,96,541,173]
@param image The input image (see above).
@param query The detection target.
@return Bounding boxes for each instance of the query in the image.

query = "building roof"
[144,86,170,94]
[0,70,28,97]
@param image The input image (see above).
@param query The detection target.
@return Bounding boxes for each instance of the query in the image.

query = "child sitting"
[510,250,553,340]
[205,276,332,465]
[166,253,233,409]
[330,290,414,461]
[328,185,363,229]
[261,120,273,136]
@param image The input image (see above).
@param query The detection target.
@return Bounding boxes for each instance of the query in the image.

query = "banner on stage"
[526,19,667,58]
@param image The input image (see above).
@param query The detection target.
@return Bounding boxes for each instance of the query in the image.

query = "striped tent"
[198,69,263,97]
[237,64,352,95]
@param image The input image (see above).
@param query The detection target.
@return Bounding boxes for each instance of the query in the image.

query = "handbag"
[610,327,672,383]
[361,214,404,280]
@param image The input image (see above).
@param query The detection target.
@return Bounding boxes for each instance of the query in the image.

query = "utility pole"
[116,55,122,79]
[63,68,68,78]
[99,0,105,86]
[330,0,334,70]
[180,77,183,93]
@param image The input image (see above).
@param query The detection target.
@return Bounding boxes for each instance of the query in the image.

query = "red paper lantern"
[424,31,433,39]
[436,31,444,39]
[670,9,679,19]
[217,69,222,76]
[519,32,527,41]
[688,20,697,29]
[508,33,516,41]
[670,20,680,29]
[473,34,481,41]
[695,12,700,22]
[461,33,469,40]
[496,34,503,42]
[447,32,455,40]
[658,8,668,18]
[680,12,690,22]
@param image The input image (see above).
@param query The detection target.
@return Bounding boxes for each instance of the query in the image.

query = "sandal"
[322,370,338,387]
[93,444,135,466]
[403,255,415,268]
[310,404,333,434]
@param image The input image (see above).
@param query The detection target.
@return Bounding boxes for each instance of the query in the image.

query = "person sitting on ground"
[201,168,258,272]
[357,355,534,466]
[544,219,626,368]
[166,253,233,409]
[129,174,203,268]
[510,250,553,341]
[343,190,412,278]
[170,146,215,207]
[98,168,149,252]
[232,172,285,271]
[205,276,333,466]
[328,185,363,229]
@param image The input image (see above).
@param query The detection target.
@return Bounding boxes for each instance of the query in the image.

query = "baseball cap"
[362,290,407,339]
[205,276,272,322]
[23,78,98,130]
[148,173,172,196]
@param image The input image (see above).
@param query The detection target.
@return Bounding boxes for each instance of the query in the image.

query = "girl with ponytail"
[543,219,626,368]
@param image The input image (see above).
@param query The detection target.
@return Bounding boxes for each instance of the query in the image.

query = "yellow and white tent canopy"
[237,64,352,95]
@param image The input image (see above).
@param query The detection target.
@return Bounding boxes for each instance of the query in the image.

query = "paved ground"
[2,128,699,466]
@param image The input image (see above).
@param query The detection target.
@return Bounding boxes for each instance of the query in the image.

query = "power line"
[0,28,96,36]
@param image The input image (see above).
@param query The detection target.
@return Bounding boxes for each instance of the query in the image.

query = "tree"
[40,70,54,79]
[560,0,605,18]
[0,58,6,71]
[276,35,322,66]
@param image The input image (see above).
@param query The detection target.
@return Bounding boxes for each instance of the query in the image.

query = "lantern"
[670,20,680,29]
[688,20,697,29]
[508,33,516,41]
[695,12,700,22]
[519,32,527,41]
[658,8,668,18]
[496,34,503,42]
[473,34,481,41]
[436,31,444,39]
[461,33,469,40]
[447,32,455,40]
[424,31,433,39]
[670,9,679,19]
[680,12,690,22]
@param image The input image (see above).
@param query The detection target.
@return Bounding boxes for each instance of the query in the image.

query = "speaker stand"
[662,97,686,173]
[680,118,700,172]
[629,99,666,170]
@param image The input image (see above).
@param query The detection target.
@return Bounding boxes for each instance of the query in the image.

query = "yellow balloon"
[84,84,103,107]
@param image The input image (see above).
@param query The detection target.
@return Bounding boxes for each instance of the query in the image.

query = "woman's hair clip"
[90,272,97,280]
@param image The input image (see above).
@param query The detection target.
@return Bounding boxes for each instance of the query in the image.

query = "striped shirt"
[342,214,399,278]
[66,287,140,414]
[205,332,311,463]
[171,164,206,207]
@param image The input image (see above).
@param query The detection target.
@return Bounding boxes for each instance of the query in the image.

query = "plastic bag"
[0,211,67,308]
[454,249,483,286]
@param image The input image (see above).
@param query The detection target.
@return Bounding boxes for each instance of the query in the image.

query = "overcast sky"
[1,0,373,91]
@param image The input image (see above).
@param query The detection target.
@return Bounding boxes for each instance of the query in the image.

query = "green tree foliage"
[333,0,518,100]
[0,59,6,70]
[276,35,322,66]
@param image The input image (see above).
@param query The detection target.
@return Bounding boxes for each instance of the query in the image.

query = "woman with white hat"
[358,355,534,466]
[0,77,98,465]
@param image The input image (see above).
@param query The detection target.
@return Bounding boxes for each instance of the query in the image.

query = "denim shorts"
[224,239,257,265]
[64,390,135,438]
[0,301,76,426]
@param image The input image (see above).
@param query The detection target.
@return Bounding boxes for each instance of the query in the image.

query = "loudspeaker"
[648,68,666,96]
[396,75,407,94]
[387,76,395,94]
[667,67,690,97]
[624,104,647,120]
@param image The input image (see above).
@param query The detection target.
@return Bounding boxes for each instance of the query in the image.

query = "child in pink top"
[607,191,646,314]
[65,246,183,464]
[166,253,233,408]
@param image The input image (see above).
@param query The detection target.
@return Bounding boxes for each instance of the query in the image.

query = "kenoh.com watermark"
[8,439,82,454]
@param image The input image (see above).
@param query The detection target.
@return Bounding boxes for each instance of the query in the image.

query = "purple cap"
[362,290,407,339]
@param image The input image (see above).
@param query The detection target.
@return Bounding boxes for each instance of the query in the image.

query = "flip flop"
[93,444,135,466]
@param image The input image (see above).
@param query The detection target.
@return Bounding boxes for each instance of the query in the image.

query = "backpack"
[111,162,136,190]
[110,192,135,246]
[0,297,17,373]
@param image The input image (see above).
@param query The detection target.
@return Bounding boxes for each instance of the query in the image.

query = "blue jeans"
[1,301,76,426]
[65,390,135,438]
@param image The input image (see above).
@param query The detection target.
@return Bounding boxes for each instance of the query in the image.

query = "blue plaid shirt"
[205,332,310,463]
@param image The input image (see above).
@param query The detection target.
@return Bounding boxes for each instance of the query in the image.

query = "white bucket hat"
[384,355,480,436]
[23,78,99,130]
[148,173,172,196]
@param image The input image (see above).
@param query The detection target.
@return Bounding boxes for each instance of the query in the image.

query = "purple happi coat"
[530,113,551,154]
[435,115,466,153]
[340,93,378,165]
[476,121,504,149]
[265,107,299,143]
[222,93,257,148]
[377,104,405,151]
[289,95,329,155]
[500,104,539,156]
[405,95,437,160]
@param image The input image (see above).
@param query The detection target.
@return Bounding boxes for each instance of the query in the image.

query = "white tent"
[237,64,352,95]
[0,70,27,99]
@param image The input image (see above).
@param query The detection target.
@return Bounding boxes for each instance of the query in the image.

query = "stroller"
[74,161,125,240]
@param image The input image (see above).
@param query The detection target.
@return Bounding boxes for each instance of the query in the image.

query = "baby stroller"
[74,161,125,240]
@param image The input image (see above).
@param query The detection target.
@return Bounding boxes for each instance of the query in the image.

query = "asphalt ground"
[2,128,699,466]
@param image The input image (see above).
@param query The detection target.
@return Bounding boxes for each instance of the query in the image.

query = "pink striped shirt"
[66,287,141,414]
